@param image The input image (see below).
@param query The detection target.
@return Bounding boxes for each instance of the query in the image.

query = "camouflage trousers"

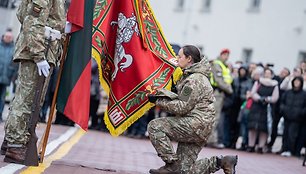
[207,90,224,144]
[4,61,52,145]
[148,117,220,174]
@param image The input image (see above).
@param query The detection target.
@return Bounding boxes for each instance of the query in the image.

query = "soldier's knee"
[148,118,163,133]
[147,119,156,132]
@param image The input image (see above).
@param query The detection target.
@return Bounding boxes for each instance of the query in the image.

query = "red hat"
[220,48,230,55]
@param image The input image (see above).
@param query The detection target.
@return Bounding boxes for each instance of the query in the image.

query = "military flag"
[56,0,95,130]
[92,0,178,136]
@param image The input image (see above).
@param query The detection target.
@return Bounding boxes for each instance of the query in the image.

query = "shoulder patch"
[31,3,42,17]
[180,86,193,102]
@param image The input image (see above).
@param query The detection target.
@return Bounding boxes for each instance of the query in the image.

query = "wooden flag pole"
[38,35,70,163]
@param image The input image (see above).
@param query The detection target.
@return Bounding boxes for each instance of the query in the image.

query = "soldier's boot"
[149,160,180,174]
[219,155,238,174]
[4,146,27,164]
[1,140,8,155]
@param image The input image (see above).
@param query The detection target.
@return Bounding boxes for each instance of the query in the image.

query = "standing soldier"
[147,45,237,174]
[207,48,233,149]
[0,0,65,165]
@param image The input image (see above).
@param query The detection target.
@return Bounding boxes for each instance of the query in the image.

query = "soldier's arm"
[22,0,52,63]
[156,78,202,116]
[211,63,233,94]
[16,0,28,23]
[51,0,66,32]
[280,76,291,90]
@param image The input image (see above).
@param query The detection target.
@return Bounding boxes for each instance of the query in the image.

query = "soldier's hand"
[36,60,50,77]
[148,94,158,103]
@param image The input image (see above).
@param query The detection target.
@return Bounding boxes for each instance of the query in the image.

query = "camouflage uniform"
[4,0,65,146]
[148,58,221,174]
[207,58,233,145]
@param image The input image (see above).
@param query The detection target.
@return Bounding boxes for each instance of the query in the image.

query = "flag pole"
[38,35,70,163]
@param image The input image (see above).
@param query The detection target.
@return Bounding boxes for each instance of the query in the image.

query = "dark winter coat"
[280,77,306,122]
[248,78,279,132]
[0,40,16,85]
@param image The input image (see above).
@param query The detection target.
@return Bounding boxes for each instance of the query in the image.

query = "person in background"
[126,113,149,139]
[237,66,264,151]
[247,68,279,154]
[280,67,302,91]
[207,48,233,149]
[299,61,306,74]
[267,67,290,153]
[247,63,257,79]
[0,30,16,122]
[302,72,306,90]
[229,66,252,149]
[39,67,59,123]
[280,76,306,157]
[88,59,102,130]
[274,67,290,84]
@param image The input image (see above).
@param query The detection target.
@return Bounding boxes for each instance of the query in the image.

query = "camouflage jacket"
[156,57,216,124]
[14,0,66,64]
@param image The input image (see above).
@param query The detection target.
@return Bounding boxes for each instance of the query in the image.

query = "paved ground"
[0,104,305,174]
[0,122,305,174]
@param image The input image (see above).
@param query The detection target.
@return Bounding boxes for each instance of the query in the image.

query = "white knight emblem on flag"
[110,12,140,81]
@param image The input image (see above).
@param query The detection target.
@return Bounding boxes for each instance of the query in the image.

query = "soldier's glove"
[36,60,50,77]
[44,26,61,41]
[148,94,158,103]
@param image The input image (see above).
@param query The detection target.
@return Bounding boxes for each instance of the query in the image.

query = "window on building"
[175,0,185,11]
[298,51,306,63]
[200,0,211,12]
[242,49,253,64]
[248,0,261,12]
[0,0,17,9]
[0,0,9,8]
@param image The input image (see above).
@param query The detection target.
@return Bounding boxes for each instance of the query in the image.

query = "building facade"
[150,0,306,72]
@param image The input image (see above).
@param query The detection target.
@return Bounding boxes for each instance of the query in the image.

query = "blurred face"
[300,62,306,71]
[264,69,273,79]
[177,48,192,69]
[239,68,247,77]
[220,53,229,62]
[280,68,290,78]
[293,79,302,89]
[248,63,257,74]
[253,73,261,81]
[2,32,13,43]
[293,68,302,77]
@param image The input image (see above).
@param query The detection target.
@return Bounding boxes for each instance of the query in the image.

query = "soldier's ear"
[187,56,192,63]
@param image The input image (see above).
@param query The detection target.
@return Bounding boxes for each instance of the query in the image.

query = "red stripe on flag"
[63,61,91,130]
[67,0,85,32]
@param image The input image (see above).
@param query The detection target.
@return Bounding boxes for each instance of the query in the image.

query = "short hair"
[6,28,12,32]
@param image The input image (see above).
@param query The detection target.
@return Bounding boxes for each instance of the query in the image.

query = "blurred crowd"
[1,30,305,161]
[208,54,306,159]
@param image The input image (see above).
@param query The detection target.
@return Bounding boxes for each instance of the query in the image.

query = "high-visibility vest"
[210,59,233,87]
